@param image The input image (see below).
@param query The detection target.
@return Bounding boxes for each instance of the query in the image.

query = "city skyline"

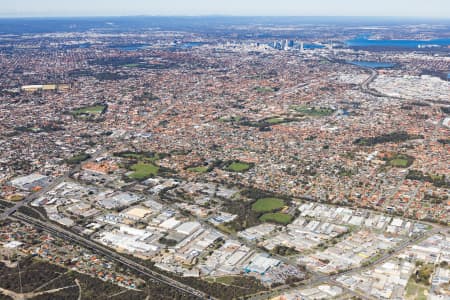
[2,0,450,18]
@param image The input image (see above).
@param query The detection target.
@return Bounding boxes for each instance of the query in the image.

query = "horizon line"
[0,14,449,20]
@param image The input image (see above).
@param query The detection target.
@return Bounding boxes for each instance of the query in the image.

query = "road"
[165,189,442,300]
[1,148,213,299]
[3,182,442,300]
[360,68,378,92]
[320,54,387,99]
[2,142,444,300]
[0,176,67,220]
[11,213,211,300]
[0,147,105,221]
[249,226,441,300]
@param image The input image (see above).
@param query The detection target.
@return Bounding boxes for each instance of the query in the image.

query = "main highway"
[2,184,442,300]
[0,147,106,221]
[10,212,211,299]
[0,148,213,299]
[0,142,444,300]
[0,176,67,220]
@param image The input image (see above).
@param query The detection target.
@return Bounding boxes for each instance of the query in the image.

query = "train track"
[12,213,212,300]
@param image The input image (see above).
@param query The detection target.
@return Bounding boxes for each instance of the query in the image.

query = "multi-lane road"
[0,175,67,220]
[0,147,105,221]
[249,226,441,300]
[0,148,213,299]
[11,213,211,299]
[1,142,444,300]
[2,184,443,300]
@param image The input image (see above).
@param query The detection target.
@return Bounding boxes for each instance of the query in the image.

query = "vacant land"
[271,245,299,256]
[251,198,285,213]
[405,277,428,300]
[7,195,24,202]
[0,258,183,300]
[205,276,236,285]
[405,262,433,300]
[71,105,106,116]
[260,213,293,224]
[204,275,266,292]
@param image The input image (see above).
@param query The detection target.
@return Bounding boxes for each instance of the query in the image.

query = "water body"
[303,44,325,49]
[112,42,208,51]
[179,42,208,48]
[2,16,450,35]
[346,38,450,48]
[348,61,396,68]
[112,44,150,51]
[59,42,91,50]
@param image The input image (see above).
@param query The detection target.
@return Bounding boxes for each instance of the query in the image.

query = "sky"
[1,0,450,18]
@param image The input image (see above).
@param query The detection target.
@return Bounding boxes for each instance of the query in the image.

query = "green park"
[251,198,286,213]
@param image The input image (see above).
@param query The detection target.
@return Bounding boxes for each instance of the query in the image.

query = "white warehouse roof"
[176,221,201,235]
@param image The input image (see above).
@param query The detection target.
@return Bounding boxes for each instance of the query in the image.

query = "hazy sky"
[2,0,450,18]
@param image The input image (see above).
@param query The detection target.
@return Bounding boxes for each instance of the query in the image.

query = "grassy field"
[388,154,414,168]
[214,276,236,285]
[266,117,285,125]
[292,105,335,117]
[390,158,410,167]
[72,105,106,116]
[201,275,267,298]
[251,198,285,213]
[187,166,209,173]
[405,263,433,300]
[430,174,445,181]
[116,152,173,180]
[260,213,293,225]
[226,161,252,172]
[205,275,265,289]
[254,86,275,93]
[128,162,159,180]
[405,277,428,300]
[216,224,235,234]
[115,152,162,162]
[8,194,24,202]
